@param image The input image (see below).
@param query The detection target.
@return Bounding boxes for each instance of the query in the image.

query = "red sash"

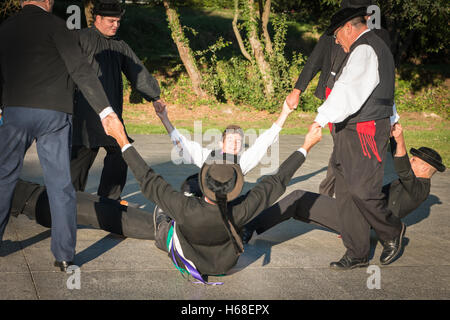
[326,87,381,162]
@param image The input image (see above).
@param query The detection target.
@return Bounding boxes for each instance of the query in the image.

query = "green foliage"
[378,0,449,64]
[194,11,309,112]
[395,76,449,119]
[0,0,20,23]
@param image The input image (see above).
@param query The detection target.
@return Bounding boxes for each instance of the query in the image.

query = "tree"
[83,0,95,27]
[0,0,20,23]
[378,0,449,65]
[233,0,274,98]
[163,0,208,99]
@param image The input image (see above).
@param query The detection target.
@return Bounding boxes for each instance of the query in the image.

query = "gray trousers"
[0,107,76,261]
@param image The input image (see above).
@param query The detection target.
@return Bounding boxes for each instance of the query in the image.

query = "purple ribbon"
[170,222,223,286]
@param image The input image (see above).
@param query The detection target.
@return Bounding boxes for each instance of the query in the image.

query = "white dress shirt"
[315,29,382,127]
[169,123,282,175]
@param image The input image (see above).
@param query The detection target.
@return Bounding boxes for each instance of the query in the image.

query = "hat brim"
[410,148,446,172]
[325,7,372,36]
[199,163,244,202]
[94,9,126,17]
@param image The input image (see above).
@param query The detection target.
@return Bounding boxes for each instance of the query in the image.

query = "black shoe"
[241,226,255,244]
[153,205,171,238]
[330,254,369,270]
[380,222,406,265]
[54,260,74,272]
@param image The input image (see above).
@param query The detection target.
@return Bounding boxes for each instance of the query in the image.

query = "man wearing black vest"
[242,124,445,250]
[310,7,405,269]
[286,0,395,197]
[0,0,123,271]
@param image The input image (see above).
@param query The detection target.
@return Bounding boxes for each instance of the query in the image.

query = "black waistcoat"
[336,30,395,123]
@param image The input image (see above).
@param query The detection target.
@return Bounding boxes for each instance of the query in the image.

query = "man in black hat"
[10,121,321,283]
[307,5,406,269]
[242,123,446,249]
[286,0,395,197]
[70,0,165,201]
[75,118,322,283]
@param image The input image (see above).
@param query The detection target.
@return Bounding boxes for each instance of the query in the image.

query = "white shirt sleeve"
[390,103,400,125]
[297,147,307,158]
[239,123,282,175]
[314,44,380,127]
[170,128,212,168]
[121,143,132,153]
[99,106,115,120]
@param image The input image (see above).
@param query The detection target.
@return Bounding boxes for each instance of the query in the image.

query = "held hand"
[101,113,129,148]
[154,100,168,119]
[302,122,322,153]
[282,99,295,116]
[391,122,403,140]
[153,99,166,114]
[285,89,301,110]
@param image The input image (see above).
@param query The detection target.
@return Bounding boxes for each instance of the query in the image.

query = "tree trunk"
[232,0,252,62]
[246,0,274,97]
[83,0,95,27]
[0,0,20,20]
[163,0,208,99]
[261,0,273,56]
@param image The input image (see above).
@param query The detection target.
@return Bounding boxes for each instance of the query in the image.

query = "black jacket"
[72,27,161,148]
[122,146,305,275]
[384,154,431,219]
[0,5,109,114]
[294,34,345,100]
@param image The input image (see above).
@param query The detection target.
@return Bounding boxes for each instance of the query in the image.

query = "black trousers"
[246,189,341,235]
[318,158,336,197]
[70,145,128,200]
[12,180,154,240]
[331,118,401,259]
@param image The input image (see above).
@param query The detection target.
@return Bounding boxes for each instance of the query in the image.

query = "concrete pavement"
[1,134,449,300]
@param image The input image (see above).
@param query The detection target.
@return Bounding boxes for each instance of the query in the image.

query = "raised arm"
[104,116,190,223]
[156,107,212,168]
[234,123,323,226]
[287,35,331,109]
[390,123,429,198]
[239,100,295,174]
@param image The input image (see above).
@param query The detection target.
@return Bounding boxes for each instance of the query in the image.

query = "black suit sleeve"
[394,154,430,200]
[51,21,110,114]
[122,146,190,223]
[233,151,305,227]
[294,35,328,92]
[121,42,161,102]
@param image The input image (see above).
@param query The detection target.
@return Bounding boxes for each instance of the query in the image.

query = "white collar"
[355,28,371,41]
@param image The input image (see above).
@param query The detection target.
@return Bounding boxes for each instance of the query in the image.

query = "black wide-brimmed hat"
[199,152,244,202]
[340,0,374,9]
[199,152,245,255]
[410,147,446,172]
[93,0,125,17]
[325,6,371,36]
